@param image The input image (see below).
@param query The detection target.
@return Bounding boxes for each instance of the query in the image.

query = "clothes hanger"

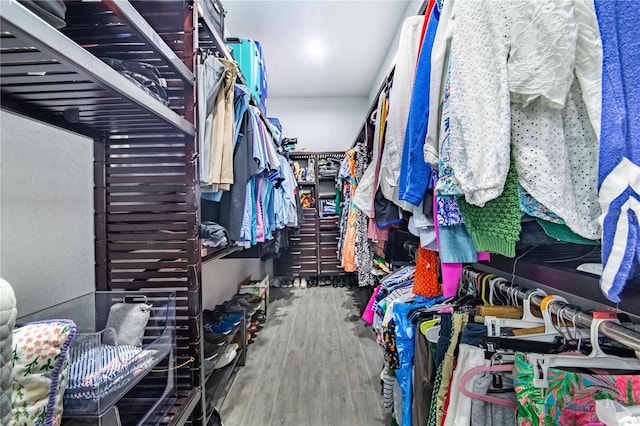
[489,277,511,306]
[458,364,518,409]
[528,312,640,388]
[482,335,573,355]
[481,274,496,306]
[485,288,547,337]
[513,295,590,343]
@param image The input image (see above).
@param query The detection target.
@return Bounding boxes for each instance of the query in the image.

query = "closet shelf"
[204,349,244,417]
[102,0,194,84]
[164,388,201,426]
[0,0,195,138]
[201,245,244,263]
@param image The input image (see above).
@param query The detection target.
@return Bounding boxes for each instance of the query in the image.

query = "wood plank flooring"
[219,286,389,426]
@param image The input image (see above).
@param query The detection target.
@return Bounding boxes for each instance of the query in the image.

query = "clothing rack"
[464,267,640,357]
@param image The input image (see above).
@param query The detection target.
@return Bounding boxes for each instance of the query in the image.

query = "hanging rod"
[464,267,640,357]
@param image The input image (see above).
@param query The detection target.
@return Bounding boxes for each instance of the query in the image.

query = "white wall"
[201,258,272,308]
[0,111,95,317]
[369,0,424,104]
[268,97,369,151]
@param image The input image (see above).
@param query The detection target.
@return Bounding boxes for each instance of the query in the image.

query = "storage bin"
[18,291,177,424]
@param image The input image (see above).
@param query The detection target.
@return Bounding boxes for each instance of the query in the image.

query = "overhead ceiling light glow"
[306,37,327,61]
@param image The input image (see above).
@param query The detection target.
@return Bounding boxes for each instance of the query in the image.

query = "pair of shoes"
[214,343,239,370]
[293,278,300,288]
[271,278,281,288]
[234,293,262,306]
[252,310,266,324]
[204,331,227,345]
[300,278,308,289]
[225,299,257,316]
[248,320,261,333]
[204,308,243,324]
[203,339,225,361]
[203,316,237,335]
[215,302,252,320]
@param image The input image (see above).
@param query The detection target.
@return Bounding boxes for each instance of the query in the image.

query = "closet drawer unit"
[299,222,317,234]
[319,246,338,259]
[290,234,317,245]
[319,217,339,230]
[291,259,318,273]
[302,208,317,219]
[319,232,340,244]
[288,246,317,259]
[320,260,343,274]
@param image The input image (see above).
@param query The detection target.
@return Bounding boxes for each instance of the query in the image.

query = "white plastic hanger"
[485,288,547,337]
[529,312,640,388]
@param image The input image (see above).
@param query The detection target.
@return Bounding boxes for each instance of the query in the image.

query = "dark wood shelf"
[201,245,244,263]
[165,388,201,426]
[203,348,244,422]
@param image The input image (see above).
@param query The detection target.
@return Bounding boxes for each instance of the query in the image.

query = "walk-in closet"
[2,0,640,425]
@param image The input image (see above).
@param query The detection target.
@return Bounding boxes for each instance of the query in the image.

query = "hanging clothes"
[514,352,640,426]
[206,59,238,191]
[198,55,226,188]
[379,16,424,210]
[594,0,640,303]
[398,3,440,206]
[448,0,578,207]
[341,149,359,272]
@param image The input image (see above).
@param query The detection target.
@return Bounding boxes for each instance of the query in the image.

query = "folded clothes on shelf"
[100,57,169,106]
[200,221,230,248]
[65,342,157,402]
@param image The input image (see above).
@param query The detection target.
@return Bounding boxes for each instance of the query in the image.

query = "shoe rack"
[275,152,346,278]
[200,282,268,424]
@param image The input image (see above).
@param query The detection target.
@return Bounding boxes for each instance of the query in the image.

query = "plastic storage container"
[18,291,177,425]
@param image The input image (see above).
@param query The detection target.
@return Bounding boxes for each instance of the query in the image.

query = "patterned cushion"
[0,278,17,426]
[10,320,76,426]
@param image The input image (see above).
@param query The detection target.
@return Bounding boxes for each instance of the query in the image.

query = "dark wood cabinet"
[275,151,346,277]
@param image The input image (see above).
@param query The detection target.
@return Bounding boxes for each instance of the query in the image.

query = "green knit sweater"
[459,155,521,258]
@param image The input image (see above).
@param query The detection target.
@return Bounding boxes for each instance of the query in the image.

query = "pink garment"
[255,178,264,242]
[433,193,490,297]
[368,218,391,241]
[362,285,382,324]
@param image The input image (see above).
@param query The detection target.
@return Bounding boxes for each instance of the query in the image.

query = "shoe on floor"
[293,277,300,288]
[300,278,308,289]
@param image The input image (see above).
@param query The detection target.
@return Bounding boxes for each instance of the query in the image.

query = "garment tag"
[492,373,503,389]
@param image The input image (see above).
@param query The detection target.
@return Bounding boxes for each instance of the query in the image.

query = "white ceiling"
[223,0,413,98]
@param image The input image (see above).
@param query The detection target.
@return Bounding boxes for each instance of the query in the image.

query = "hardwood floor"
[219,286,389,426]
